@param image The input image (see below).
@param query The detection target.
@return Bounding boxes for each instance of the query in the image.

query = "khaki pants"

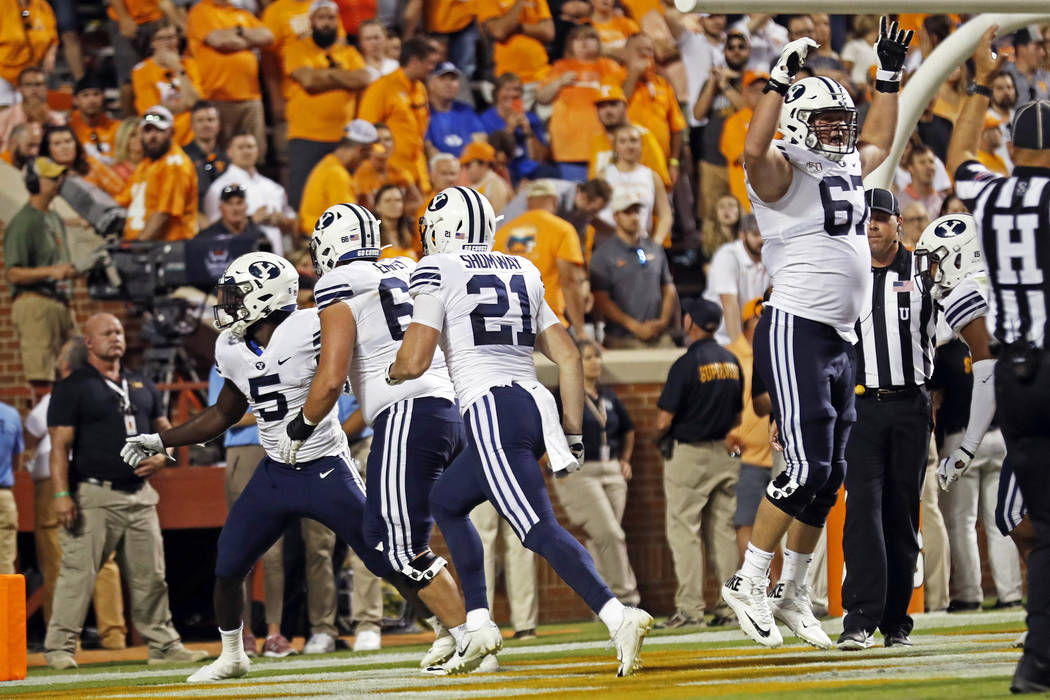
[34,478,126,641]
[226,445,285,627]
[663,440,738,618]
[0,489,16,574]
[214,99,267,163]
[11,293,75,382]
[552,459,639,605]
[470,502,538,632]
[697,161,730,222]
[45,481,181,655]
[921,436,951,612]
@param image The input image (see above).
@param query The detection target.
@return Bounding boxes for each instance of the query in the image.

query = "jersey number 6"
[819,174,866,237]
[467,274,535,347]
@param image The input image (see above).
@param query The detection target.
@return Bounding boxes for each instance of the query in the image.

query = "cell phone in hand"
[511,97,525,114]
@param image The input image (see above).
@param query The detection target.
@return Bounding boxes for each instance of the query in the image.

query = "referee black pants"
[996,350,1050,668]
[842,390,932,636]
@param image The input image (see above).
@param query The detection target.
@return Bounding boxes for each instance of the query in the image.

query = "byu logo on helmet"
[428,192,449,211]
[248,260,281,280]
[934,218,966,238]
[785,83,806,103]
[319,210,338,229]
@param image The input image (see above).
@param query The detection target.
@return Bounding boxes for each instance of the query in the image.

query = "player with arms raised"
[719,18,912,649]
[388,186,654,677]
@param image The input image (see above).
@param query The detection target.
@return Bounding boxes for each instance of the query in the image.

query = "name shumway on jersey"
[215,308,347,463]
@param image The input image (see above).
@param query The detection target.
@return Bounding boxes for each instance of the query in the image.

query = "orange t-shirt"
[119,144,198,241]
[85,154,128,198]
[493,209,584,325]
[544,58,625,163]
[627,72,686,159]
[620,0,663,22]
[187,0,265,101]
[477,0,552,84]
[0,149,11,165]
[261,0,313,56]
[284,38,366,142]
[131,56,204,147]
[299,153,355,234]
[720,106,752,213]
[352,158,414,199]
[425,0,476,33]
[587,123,670,187]
[358,68,429,190]
[69,110,121,164]
[593,16,639,53]
[0,0,56,84]
[107,0,163,24]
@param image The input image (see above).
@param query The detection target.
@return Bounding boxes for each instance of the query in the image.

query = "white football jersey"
[313,257,456,424]
[747,141,872,343]
[408,251,561,412]
[935,276,991,346]
[214,309,347,463]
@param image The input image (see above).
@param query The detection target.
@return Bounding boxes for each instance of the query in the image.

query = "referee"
[838,188,937,651]
[948,28,1050,694]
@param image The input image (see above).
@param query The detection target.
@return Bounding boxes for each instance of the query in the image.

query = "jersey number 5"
[819,175,865,237]
[249,374,288,421]
[467,274,535,347]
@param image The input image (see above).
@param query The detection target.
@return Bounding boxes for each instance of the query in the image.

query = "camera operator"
[198,184,269,251]
[3,157,78,394]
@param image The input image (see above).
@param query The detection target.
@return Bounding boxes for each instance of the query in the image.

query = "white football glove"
[937,447,975,491]
[276,434,304,465]
[122,433,165,467]
[768,37,819,93]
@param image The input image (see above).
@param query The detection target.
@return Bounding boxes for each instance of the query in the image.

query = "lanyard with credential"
[584,393,611,463]
[104,377,138,437]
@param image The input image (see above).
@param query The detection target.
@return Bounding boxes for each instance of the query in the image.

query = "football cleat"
[186,653,251,682]
[720,572,783,648]
[425,622,502,675]
[612,607,654,677]
[420,632,457,669]
[768,580,832,649]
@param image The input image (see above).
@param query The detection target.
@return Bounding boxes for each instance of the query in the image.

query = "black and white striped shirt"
[956,161,1050,348]
[854,246,938,388]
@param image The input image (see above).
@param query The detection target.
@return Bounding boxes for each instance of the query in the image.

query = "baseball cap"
[344,119,378,144]
[459,141,495,165]
[74,74,105,94]
[220,183,246,201]
[34,156,67,179]
[141,105,174,130]
[431,61,462,78]
[742,71,769,87]
[681,297,722,331]
[309,0,338,14]
[1013,27,1035,47]
[526,179,558,198]
[593,84,627,105]
[1011,100,1050,150]
[609,189,643,213]
[742,297,764,323]
[865,188,900,216]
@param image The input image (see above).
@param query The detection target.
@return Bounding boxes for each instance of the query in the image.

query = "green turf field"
[3,610,1026,698]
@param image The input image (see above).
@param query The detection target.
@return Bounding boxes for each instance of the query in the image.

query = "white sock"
[781,548,813,585]
[598,597,626,635]
[740,543,774,580]
[449,624,466,644]
[465,608,492,632]
[219,624,243,658]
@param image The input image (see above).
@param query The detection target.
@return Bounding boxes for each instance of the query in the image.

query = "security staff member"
[655,298,743,628]
[44,313,208,670]
[839,188,937,651]
[948,28,1050,693]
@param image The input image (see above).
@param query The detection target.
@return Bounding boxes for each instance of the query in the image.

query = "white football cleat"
[611,607,653,677]
[419,623,456,669]
[768,580,832,649]
[425,622,502,675]
[721,572,783,648]
[186,653,251,682]
[475,654,501,672]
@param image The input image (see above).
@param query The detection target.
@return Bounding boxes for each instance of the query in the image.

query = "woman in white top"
[359,19,399,81]
[598,124,672,244]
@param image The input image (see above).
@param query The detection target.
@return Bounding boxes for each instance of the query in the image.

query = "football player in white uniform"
[719,17,912,649]
[121,252,432,682]
[278,203,476,673]
[388,186,654,677]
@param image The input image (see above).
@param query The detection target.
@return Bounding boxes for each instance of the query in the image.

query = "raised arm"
[947,26,1006,177]
[858,17,913,177]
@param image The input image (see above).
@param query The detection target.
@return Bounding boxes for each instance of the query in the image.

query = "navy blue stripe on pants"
[364,397,466,572]
[429,384,615,615]
[215,452,395,582]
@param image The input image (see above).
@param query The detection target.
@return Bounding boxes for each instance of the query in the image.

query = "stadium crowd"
[0,0,1044,668]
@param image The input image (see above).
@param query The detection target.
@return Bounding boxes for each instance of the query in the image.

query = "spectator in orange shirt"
[358,36,441,191]
[119,106,198,241]
[459,141,512,215]
[0,67,65,152]
[358,18,398,81]
[283,0,370,210]
[298,119,376,235]
[538,24,625,180]
[353,124,421,211]
[69,75,121,165]
[106,0,184,113]
[0,0,57,106]
[424,0,477,100]
[478,0,555,109]
[186,0,274,162]
[0,122,41,169]
[623,33,685,184]
[719,71,766,213]
[590,0,638,62]
[111,117,143,181]
[375,184,417,260]
[260,0,321,132]
[132,21,203,148]
[587,83,670,188]
[41,125,126,199]
[494,178,587,335]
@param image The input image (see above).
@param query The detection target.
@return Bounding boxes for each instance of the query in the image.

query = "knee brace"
[795,460,846,528]
[399,551,448,591]
[764,471,816,520]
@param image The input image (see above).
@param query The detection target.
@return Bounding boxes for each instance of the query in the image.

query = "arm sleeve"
[410,291,445,331]
[47,379,77,427]
[953,160,1003,211]
[537,299,560,332]
[408,260,443,298]
[555,220,585,265]
[656,358,687,412]
[960,358,996,455]
[25,400,48,440]
[314,275,356,311]
[3,215,31,268]
[589,249,612,294]
[705,244,739,296]
[941,278,989,334]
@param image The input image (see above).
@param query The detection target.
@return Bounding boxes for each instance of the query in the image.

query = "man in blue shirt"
[425,62,485,159]
[479,72,555,185]
[0,400,23,574]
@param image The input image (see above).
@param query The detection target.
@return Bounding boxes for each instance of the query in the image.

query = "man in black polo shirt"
[198,184,269,251]
[655,298,743,628]
[43,313,208,670]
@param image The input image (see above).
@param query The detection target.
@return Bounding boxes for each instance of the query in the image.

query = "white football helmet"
[779,77,858,160]
[419,186,496,255]
[310,202,382,275]
[214,252,299,338]
[913,214,985,300]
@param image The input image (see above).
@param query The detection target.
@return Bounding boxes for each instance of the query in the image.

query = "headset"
[24,158,39,195]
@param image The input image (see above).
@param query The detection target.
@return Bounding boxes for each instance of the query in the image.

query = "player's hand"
[973,25,1007,84]
[937,447,975,491]
[121,433,165,467]
[279,411,317,465]
[874,16,914,75]
[566,434,584,463]
[769,37,819,89]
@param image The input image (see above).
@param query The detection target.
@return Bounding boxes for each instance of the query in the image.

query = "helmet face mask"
[806,108,858,156]
[419,186,496,255]
[780,77,858,161]
[311,203,382,276]
[213,252,299,338]
[913,214,984,301]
